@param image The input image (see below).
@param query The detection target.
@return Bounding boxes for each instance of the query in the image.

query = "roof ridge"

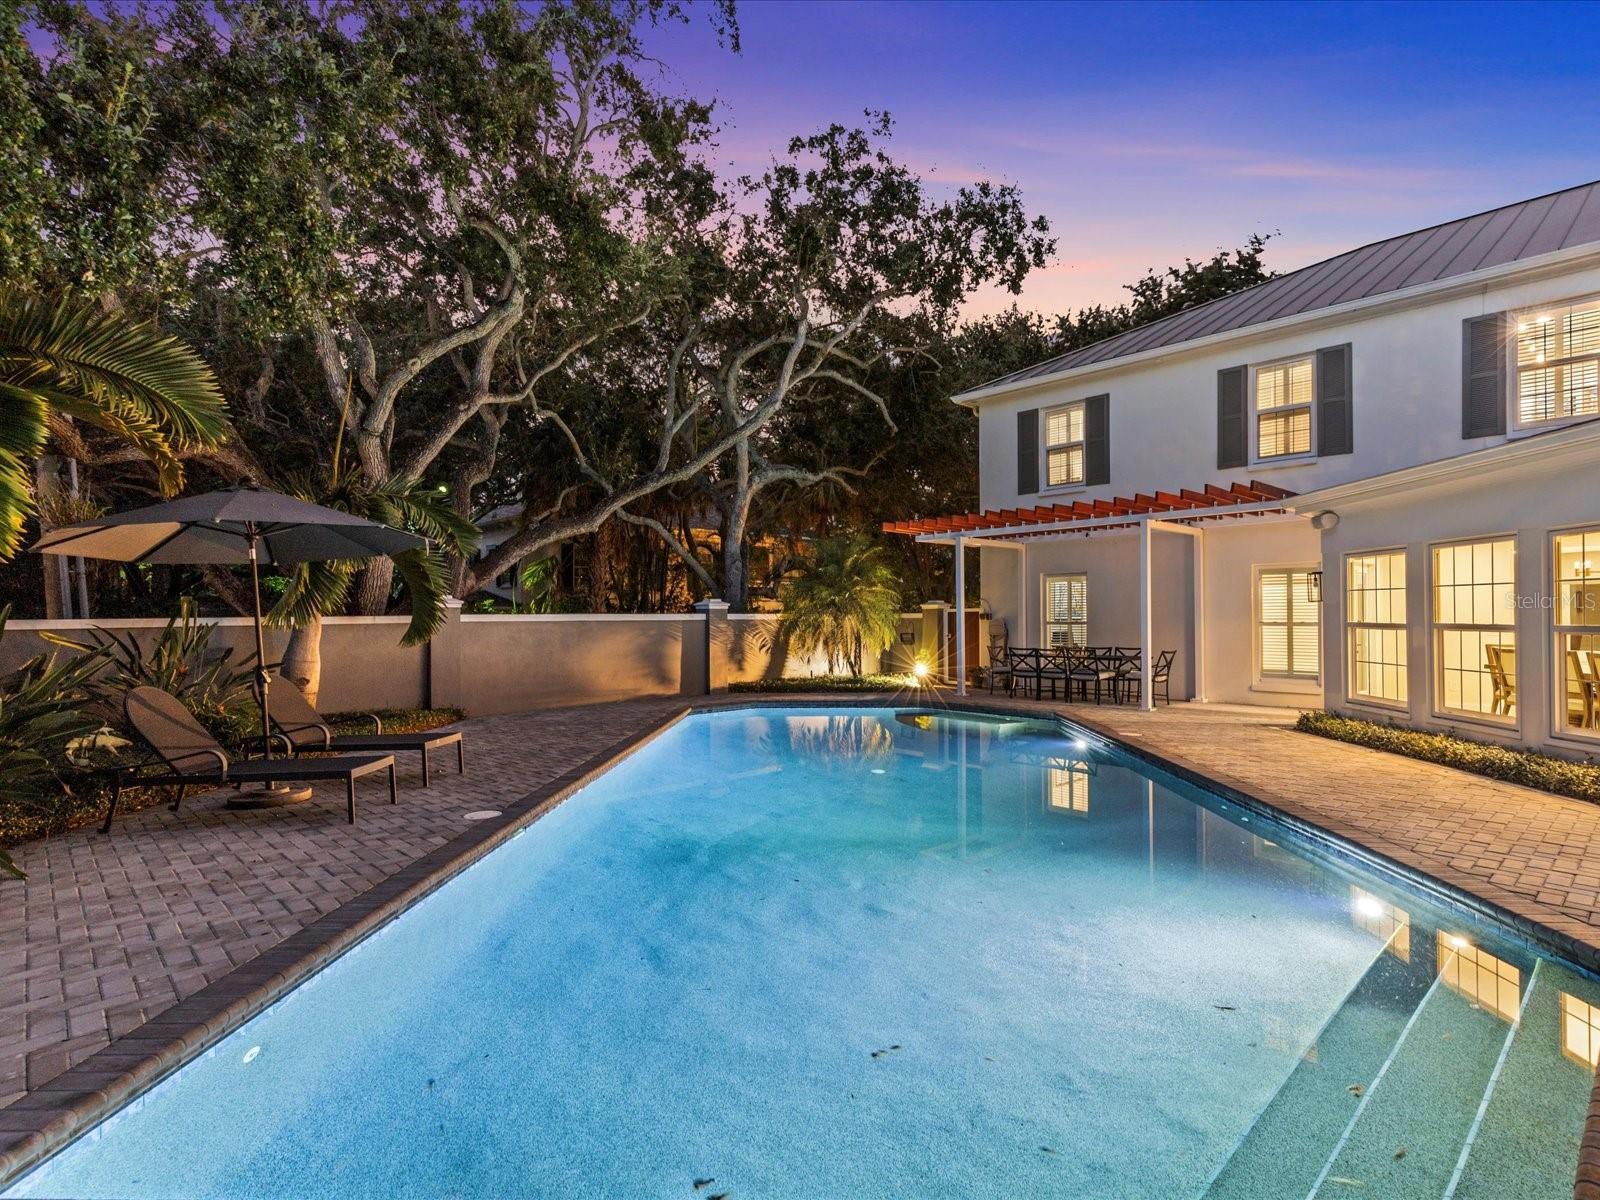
[969,178,1600,398]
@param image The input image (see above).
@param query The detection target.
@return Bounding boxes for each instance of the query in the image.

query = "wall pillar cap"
[920,600,951,610]
[694,598,731,611]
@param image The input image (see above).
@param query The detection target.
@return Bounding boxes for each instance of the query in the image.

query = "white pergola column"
[1138,519,1153,711]
[953,533,967,696]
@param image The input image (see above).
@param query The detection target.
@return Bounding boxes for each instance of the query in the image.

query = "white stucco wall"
[1318,451,1600,756]
[972,254,1600,513]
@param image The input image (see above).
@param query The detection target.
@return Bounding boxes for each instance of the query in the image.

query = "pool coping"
[3,692,1599,1196]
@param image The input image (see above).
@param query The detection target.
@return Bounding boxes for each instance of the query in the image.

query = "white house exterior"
[889,180,1600,757]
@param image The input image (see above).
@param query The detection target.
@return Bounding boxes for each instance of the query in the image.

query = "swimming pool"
[4,706,1594,1198]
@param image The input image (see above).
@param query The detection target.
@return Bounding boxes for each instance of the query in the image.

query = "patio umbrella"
[31,486,425,801]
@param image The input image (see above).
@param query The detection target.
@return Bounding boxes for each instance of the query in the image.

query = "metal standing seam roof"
[969,180,1600,396]
[882,479,1296,539]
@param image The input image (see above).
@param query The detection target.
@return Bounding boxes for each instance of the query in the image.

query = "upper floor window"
[1044,401,1086,488]
[1254,357,1314,459]
[1515,299,1600,427]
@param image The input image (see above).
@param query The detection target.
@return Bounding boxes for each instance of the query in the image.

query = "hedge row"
[0,707,465,848]
[1295,710,1600,804]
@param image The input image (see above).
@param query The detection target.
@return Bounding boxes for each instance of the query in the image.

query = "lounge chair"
[268,678,465,787]
[104,685,396,832]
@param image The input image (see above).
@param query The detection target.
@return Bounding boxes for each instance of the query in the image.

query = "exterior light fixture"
[911,661,930,683]
[1307,570,1323,603]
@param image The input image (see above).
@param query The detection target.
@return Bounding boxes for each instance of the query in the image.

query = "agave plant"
[0,290,230,559]
[0,605,107,879]
[777,536,903,676]
[270,472,481,703]
[46,598,259,744]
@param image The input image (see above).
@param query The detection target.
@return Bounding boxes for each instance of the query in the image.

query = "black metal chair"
[1038,647,1072,699]
[1121,649,1176,706]
[1068,648,1118,703]
[1004,648,1044,697]
[1111,647,1142,704]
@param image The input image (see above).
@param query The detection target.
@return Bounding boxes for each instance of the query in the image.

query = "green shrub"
[45,598,259,746]
[1295,710,1600,804]
[0,605,107,877]
[729,674,920,694]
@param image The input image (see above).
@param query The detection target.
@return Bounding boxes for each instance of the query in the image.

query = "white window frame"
[1253,563,1321,688]
[1041,573,1088,648]
[1344,548,1409,712]
[1510,294,1600,434]
[1251,353,1316,465]
[1551,524,1600,744]
[1041,400,1087,491]
[1428,534,1519,729]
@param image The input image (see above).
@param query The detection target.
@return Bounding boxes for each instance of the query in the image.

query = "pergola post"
[953,534,967,696]
[1138,518,1153,711]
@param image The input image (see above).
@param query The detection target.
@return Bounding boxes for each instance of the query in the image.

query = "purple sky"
[646,0,1600,317]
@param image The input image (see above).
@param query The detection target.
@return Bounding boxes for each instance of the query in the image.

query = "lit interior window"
[1561,992,1600,1069]
[1436,932,1521,1023]
[1555,529,1600,737]
[1432,539,1517,721]
[1043,574,1088,648]
[1516,302,1600,425]
[1346,552,1408,706]
[1351,886,1411,962]
[1258,568,1320,680]
[1046,759,1090,814]
[1044,402,1086,487]
[1254,358,1314,458]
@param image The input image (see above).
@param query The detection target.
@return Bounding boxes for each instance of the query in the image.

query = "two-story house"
[887,181,1600,758]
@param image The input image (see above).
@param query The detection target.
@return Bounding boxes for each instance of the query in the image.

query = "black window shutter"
[1462,314,1508,438]
[1316,343,1353,456]
[1217,366,1247,469]
[1017,408,1039,494]
[1083,394,1110,486]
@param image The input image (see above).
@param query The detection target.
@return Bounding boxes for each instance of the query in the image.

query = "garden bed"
[1295,710,1600,804]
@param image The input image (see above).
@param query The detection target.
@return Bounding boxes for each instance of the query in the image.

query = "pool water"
[6,707,1597,1199]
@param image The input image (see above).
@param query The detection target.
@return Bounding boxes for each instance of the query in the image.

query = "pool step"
[1448,961,1590,1200]
[1306,949,1519,1200]
[1201,948,1433,1200]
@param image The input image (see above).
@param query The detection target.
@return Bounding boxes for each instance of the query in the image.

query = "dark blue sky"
[646,0,1600,314]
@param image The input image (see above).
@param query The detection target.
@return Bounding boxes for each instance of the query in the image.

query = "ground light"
[911,661,930,684]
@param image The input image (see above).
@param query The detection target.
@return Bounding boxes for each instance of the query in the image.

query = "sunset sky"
[647,0,1600,317]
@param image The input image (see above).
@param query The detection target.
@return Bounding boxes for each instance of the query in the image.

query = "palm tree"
[0,291,230,559]
[777,535,902,676]
[270,472,481,704]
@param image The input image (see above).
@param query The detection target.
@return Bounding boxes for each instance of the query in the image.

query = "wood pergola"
[883,479,1299,707]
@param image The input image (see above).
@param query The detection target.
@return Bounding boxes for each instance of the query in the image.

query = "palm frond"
[268,560,357,630]
[390,547,452,645]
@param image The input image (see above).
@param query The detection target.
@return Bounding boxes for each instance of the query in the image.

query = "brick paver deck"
[6,692,1600,1177]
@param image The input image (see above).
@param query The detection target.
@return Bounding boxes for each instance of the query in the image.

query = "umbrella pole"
[247,528,273,762]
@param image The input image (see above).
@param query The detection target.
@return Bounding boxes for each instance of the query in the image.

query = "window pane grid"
[1044,402,1085,487]
[1562,992,1600,1070]
[1515,302,1600,425]
[1555,530,1600,737]
[1258,568,1319,681]
[1254,358,1313,459]
[1346,552,1408,705]
[1044,574,1087,648]
[1432,539,1516,721]
[1437,932,1521,1024]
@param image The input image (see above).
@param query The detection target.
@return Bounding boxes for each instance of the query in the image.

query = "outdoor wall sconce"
[1307,570,1323,603]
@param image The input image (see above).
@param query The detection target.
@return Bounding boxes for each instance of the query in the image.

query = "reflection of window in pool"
[1561,992,1600,1069]
[1350,886,1411,962]
[1436,932,1520,1023]
[1046,759,1090,814]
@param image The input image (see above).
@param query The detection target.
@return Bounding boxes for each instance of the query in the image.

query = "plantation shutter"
[1083,394,1110,486]
[1017,408,1040,494]
[1217,365,1248,469]
[1043,574,1088,647]
[1258,568,1320,680]
[1462,313,1508,438]
[1316,343,1353,457]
